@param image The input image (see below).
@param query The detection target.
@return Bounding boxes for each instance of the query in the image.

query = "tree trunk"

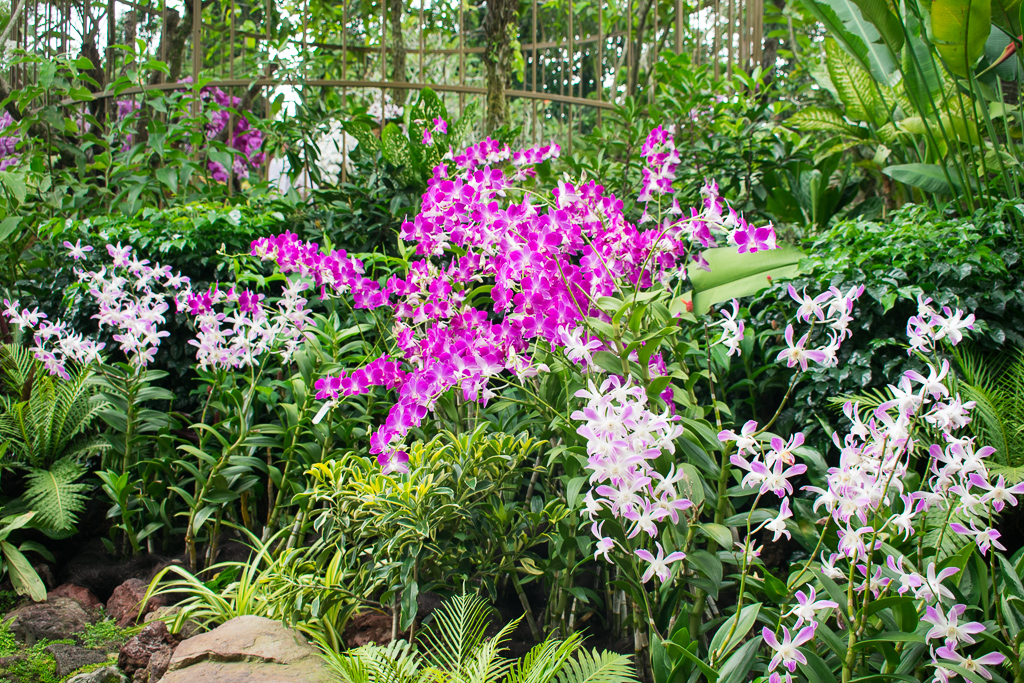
[759,0,785,90]
[483,0,517,132]
[388,0,407,105]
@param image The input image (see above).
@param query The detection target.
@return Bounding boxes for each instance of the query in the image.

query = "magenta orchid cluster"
[421,117,447,146]
[191,84,265,183]
[174,276,315,371]
[2,241,189,377]
[249,126,776,473]
[572,376,693,583]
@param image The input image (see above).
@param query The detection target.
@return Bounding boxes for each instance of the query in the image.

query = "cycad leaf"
[420,593,492,675]
[21,458,90,531]
[553,649,638,683]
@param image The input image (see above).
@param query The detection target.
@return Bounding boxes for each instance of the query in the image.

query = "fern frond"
[20,458,90,531]
[553,649,638,683]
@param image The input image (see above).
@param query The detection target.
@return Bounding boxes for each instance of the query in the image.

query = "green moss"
[79,617,127,649]
[0,619,76,683]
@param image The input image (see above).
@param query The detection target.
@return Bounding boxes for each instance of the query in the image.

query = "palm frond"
[951,345,1024,468]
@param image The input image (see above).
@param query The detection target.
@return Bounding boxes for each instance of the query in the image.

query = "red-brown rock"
[49,583,103,610]
[118,620,179,678]
[106,579,165,628]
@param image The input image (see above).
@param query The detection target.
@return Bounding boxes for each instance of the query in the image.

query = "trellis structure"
[11,0,769,152]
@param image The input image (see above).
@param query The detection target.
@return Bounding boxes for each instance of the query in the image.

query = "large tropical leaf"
[802,0,900,81]
[931,0,994,76]
[882,162,975,192]
[797,0,876,74]
[991,0,1022,34]
[826,38,890,124]
[788,107,870,137]
[688,246,804,313]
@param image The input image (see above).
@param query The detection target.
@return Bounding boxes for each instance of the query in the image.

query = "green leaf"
[698,523,733,548]
[21,459,89,531]
[0,171,27,203]
[718,637,761,683]
[0,512,36,543]
[688,549,723,587]
[2,541,46,601]
[0,216,21,241]
[666,641,719,682]
[381,122,411,168]
[688,246,804,313]
[931,0,993,77]
[798,647,840,683]
[789,107,868,137]
[991,0,1022,36]
[810,0,899,80]
[155,166,178,193]
[825,38,888,124]
[709,603,761,662]
[796,0,875,74]
[883,163,975,194]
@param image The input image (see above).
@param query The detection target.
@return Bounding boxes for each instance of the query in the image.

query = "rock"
[143,606,200,639]
[106,579,165,628]
[66,665,130,683]
[49,583,103,611]
[3,597,99,644]
[160,615,332,683]
[44,643,109,677]
[146,646,172,681]
[118,621,178,678]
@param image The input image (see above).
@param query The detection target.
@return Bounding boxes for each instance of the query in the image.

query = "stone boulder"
[48,583,103,611]
[66,665,130,683]
[44,643,109,677]
[159,615,332,683]
[143,606,201,640]
[3,597,99,644]
[106,579,165,628]
[118,620,179,679]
